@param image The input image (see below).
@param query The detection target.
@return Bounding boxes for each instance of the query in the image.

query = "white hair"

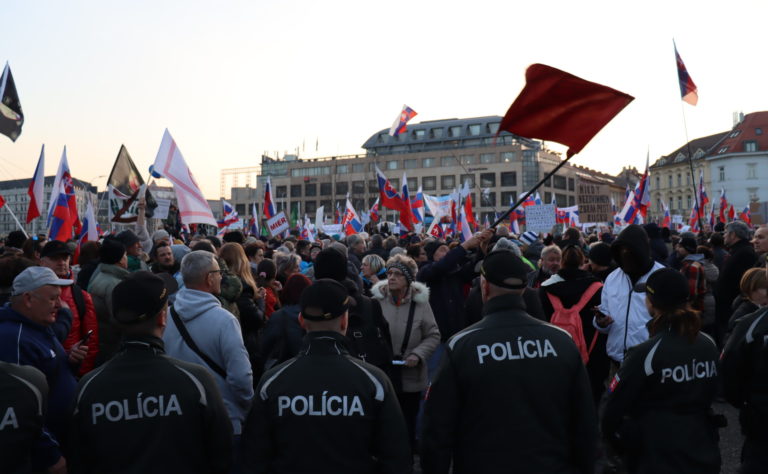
[181,250,217,286]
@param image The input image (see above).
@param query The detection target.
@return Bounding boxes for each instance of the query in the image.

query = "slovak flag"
[739,205,752,226]
[522,193,536,207]
[27,145,44,223]
[47,146,81,235]
[342,198,363,236]
[555,207,568,224]
[334,202,341,224]
[263,177,276,220]
[661,200,671,228]
[458,205,472,243]
[728,204,736,222]
[708,203,716,230]
[400,172,416,231]
[697,170,709,220]
[388,105,417,137]
[719,189,729,224]
[411,186,424,224]
[218,200,239,229]
[370,198,380,223]
[375,165,403,211]
[534,192,542,205]
[249,204,259,236]
[73,200,98,265]
[48,183,73,242]
[619,156,650,224]
[427,221,444,238]
[674,40,698,106]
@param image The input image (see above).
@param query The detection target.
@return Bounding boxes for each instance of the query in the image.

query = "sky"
[1,0,767,199]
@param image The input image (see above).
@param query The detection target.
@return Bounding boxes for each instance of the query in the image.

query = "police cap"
[479,250,529,290]
[112,271,178,324]
[634,268,689,308]
[300,279,349,321]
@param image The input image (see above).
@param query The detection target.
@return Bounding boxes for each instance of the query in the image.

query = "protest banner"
[525,204,556,233]
[267,212,289,237]
[577,182,612,223]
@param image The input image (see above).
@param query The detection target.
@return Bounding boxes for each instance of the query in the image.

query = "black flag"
[0,63,23,142]
[107,145,158,221]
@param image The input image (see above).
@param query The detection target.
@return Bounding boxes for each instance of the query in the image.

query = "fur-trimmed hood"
[371,279,430,304]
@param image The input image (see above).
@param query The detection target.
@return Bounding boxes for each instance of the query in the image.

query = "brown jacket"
[372,280,440,393]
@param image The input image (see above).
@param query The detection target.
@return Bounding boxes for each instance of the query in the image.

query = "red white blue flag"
[49,183,73,242]
[411,186,424,224]
[47,147,81,235]
[719,189,728,224]
[342,198,363,236]
[249,203,259,236]
[739,205,752,226]
[661,199,671,228]
[218,200,240,229]
[27,145,44,223]
[400,172,416,231]
[674,41,698,106]
[263,177,276,220]
[370,198,380,223]
[375,165,405,212]
[388,105,417,137]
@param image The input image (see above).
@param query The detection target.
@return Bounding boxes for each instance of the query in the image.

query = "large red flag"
[498,64,634,158]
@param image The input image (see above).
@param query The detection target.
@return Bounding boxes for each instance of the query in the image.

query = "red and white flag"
[152,129,217,227]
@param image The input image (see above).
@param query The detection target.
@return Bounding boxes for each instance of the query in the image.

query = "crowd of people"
[1,212,768,473]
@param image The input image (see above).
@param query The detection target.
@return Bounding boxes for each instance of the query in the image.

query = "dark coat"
[261,304,304,367]
[716,239,757,332]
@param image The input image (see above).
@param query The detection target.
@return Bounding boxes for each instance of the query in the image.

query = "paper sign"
[671,214,683,224]
[267,212,289,237]
[153,198,171,220]
[322,224,342,236]
[525,204,556,233]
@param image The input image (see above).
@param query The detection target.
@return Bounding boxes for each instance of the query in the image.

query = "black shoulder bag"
[169,306,227,379]
[391,301,417,394]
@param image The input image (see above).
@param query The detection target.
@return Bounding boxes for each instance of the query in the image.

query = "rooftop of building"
[650,131,729,169]
[708,111,768,157]
[0,175,96,192]
[360,115,539,156]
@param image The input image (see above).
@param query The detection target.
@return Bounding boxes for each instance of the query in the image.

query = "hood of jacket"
[370,279,430,305]
[172,287,225,322]
[611,224,653,279]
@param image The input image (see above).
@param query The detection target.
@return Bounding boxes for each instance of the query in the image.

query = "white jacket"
[594,262,665,363]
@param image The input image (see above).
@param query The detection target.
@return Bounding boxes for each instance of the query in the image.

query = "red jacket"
[61,284,99,376]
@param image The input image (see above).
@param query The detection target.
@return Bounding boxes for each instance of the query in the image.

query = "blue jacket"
[0,304,78,448]
[164,288,254,435]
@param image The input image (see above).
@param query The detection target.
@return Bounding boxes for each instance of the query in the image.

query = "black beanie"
[588,242,613,267]
[100,237,126,265]
[424,241,443,262]
[314,247,348,282]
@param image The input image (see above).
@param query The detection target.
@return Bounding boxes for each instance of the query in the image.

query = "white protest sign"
[322,224,342,236]
[153,198,171,220]
[267,212,289,237]
[524,204,556,233]
[671,214,683,224]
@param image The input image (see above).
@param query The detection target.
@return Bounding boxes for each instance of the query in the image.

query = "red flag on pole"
[498,64,634,158]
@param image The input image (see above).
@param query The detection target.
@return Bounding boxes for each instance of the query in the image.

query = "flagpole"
[680,103,704,232]
[491,154,574,228]
[3,205,28,238]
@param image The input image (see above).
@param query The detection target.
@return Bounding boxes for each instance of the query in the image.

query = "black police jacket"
[723,307,768,438]
[420,293,597,474]
[603,330,721,474]
[68,335,233,474]
[241,331,411,474]
[0,361,53,473]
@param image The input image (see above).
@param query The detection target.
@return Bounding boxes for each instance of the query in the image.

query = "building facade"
[0,176,97,236]
[255,116,627,226]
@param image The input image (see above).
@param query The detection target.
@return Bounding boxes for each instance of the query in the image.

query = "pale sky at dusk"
[1,0,766,198]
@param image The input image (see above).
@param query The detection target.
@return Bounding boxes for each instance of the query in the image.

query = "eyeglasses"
[208,269,225,276]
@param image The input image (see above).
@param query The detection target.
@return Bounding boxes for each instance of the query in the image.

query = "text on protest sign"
[525,204,556,233]
[267,212,289,237]
[577,183,612,223]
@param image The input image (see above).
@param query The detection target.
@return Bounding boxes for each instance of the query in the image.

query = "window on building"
[368,197,377,207]
[686,173,690,185]
[501,152,515,162]
[390,178,399,189]
[430,128,444,139]
[336,164,348,174]
[290,185,302,197]
[468,124,481,136]
[407,177,417,190]
[460,154,475,165]
[655,176,660,190]
[353,199,365,211]
[413,129,426,140]
[460,174,475,189]
[718,166,725,182]
[422,157,437,168]
[320,199,332,211]
[756,128,763,135]
[386,160,398,170]
[553,175,567,190]
[276,186,287,198]
[657,198,662,212]
[686,195,691,209]
[305,201,317,214]
[352,181,365,194]
[376,134,386,143]
[422,176,436,191]
[749,188,759,201]
[480,153,496,164]
[403,159,418,169]
[568,178,575,191]
[336,182,348,195]
[668,175,673,188]
[448,126,462,137]
[481,191,496,207]
[748,163,758,179]
[441,175,455,190]
[235,204,245,215]
[718,146,728,154]
[487,122,500,134]
[745,141,758,152]
[677,174,682,186]
[568,195,575,206]
[320,183,332,196]
[730,130,742,138]
[305,183,317,196]
[441,156,455,167]
[500,171,517,187]
[368,180,378,193]
[480,173,496,188]
[677,196,682,211]
[352,163,365,173]
[552,193,566,207]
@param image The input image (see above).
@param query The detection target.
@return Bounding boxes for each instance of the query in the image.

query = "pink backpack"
[547,281,603,364]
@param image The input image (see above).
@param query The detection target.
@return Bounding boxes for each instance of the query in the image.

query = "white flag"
[152,129,217,227]
[315,205,325,232]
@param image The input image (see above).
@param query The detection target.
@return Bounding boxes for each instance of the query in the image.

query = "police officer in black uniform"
[241,278,411,474]
[0,361,62,473]
[421,250,597,474]
[603,268,721,474]
[723,272,768,474]
[68,271,233,473]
